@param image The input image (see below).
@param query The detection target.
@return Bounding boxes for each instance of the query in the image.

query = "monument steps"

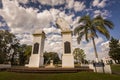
[7,67,93,73]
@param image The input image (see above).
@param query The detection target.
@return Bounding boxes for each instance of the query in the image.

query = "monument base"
[0,64,11,68]
[45,65,56,68]
[26,54,44,67]
[62,54,74,68]
[89,64,112,74]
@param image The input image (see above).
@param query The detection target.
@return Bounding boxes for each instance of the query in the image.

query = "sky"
[0,0,120,60]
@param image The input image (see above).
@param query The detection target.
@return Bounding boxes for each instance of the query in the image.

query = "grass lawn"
[111,64,120,73]
[0,64,120,80]
[0,72,120,80]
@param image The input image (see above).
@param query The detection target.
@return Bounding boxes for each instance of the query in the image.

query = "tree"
[73,48,86,64]
[109,37,120,64]
[44,51,60,64]
[24,45,32,64]
[0,30,32,65]
[0,30,16,64]
[17,44,32,65]
[74,15,114,62]
[10,41,20,65]
[12,44,32,65]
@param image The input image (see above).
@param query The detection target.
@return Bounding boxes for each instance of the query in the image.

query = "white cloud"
[98,0,107,8]
[92,0,99,7]
[0,0,54,33]
[66,0,86,12]
[0,0,54,45]
[17,0,28,3]
[74,1,86,12]
[44,33,62,55]
[66,0,74,9]
[43,26,61,34]
[94,10,110,18]
[38,0,65,6]
[100,41,110,58]
[92,0,107,8]
[17,33,33,45]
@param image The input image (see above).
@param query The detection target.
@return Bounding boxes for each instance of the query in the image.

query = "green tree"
[44,51,60,64]
[10,44,32,65]
[0,30,16,64]
[24,45,32,64]
[10,42,20,65]
[74,15,114,62]
[15,44,32,65]
[0,30,32,65]
[7,41,32,65]
[109,37,120,64]
[73,48,86,64]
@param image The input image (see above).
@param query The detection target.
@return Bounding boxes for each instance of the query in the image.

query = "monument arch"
[27,17,74,68]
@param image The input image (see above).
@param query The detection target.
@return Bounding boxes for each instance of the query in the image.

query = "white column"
[62,30,74,68]
[27,30,45,67]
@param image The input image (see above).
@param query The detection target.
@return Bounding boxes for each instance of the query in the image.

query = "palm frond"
[96,25,110,39]
[77,32,85,44]
[74,25,84,35]
[78,15,90,23]
[104,20,114,29]
[84,27,89,42]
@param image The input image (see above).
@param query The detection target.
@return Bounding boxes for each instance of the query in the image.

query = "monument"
[27,17,74,68]
[27,30,45,67]
[56,17,74,68]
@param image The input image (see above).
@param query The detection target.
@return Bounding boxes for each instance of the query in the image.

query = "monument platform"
[7,67,93,73]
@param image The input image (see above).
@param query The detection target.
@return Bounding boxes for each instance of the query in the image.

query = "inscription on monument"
[64,41,71,54]
[33,43,39,54]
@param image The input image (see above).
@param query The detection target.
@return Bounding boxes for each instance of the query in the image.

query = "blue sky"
[0,0,120,60]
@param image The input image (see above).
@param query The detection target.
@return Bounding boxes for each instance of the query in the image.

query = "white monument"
[27,30,45,67]
[27,17,74,68]
[89,63,112,74]
[56,17,74,68]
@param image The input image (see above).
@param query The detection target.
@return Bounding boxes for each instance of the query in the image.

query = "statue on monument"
[56,17,70,31]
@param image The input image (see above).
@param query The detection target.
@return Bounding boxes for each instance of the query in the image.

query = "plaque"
[33,43,39,54]
[64,41,71,53]
[93,62,105,67]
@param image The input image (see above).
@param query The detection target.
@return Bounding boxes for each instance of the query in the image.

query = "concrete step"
[7,67,93,73]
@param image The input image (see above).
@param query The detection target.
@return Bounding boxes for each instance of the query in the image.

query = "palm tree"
[74,15,114,62]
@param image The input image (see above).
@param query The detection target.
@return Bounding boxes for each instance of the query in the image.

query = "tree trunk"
[92,37,99,62]
[11,53,14,65]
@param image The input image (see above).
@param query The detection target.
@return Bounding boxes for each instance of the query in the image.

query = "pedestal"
[61,30,74,68]
[27,30,45,67]
[62,54,74,68]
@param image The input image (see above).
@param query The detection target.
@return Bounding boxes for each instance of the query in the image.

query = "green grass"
[0,64,120,80]
[111,64,120,73]
[0,72,120,80]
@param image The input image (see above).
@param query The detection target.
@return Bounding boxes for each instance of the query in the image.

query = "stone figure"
[56,17,70,31]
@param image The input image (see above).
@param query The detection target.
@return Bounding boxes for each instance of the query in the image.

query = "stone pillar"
[61,30,74,68]
[27,30,45,67]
